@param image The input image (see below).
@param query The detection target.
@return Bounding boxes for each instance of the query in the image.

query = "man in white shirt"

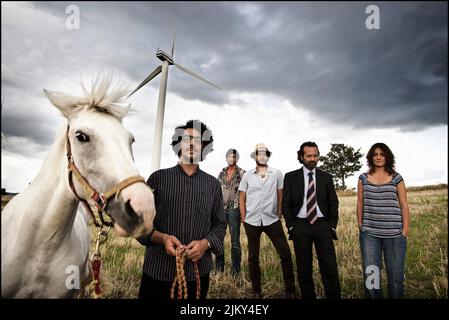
[239,143,296,299]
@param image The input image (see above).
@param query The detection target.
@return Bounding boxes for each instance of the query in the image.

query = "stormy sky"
[1,1,448,192]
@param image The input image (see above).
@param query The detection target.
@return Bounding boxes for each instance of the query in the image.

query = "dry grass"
[98,188,448,299]
[2,187,447,298]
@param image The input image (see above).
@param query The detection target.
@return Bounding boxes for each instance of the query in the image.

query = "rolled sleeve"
[238,172,249,192]
[277,169,284,189]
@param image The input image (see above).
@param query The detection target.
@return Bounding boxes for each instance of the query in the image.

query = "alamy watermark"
[365,265,380,290]
[365,5,380,30]
[65,265,80,290]
[65,5,80,30]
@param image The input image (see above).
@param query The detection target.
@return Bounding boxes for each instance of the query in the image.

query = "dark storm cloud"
[1,112,56,146]
[2,1,447,150]
[0,89,62,146]
[78,1,446,131]
[122,2,447,131]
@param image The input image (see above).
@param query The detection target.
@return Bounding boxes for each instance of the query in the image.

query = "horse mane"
[58,73,132,121]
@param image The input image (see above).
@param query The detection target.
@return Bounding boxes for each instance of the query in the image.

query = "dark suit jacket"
[282,167,339,230]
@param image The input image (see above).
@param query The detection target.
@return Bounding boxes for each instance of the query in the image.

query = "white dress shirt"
[297,166,324,219]
[239,166,283,226]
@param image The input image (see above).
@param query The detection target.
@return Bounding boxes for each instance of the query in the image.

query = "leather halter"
[65,126,145,228]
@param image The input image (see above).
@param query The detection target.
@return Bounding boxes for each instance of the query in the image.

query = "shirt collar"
[303,166,316,177]
[252,166,274,174]
[177,162,200,176]
[222,164,242,172]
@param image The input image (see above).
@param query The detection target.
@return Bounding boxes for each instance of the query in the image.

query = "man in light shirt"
[239,143,296,299]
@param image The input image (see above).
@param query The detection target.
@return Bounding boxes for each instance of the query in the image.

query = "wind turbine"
[128,35,222,173]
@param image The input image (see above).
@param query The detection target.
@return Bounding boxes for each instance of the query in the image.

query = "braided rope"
[170,248,187,299]
[170,248,201,299]
[194,260,201,299]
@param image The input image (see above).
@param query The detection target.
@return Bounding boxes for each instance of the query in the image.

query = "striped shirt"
[137,164,226,281]
[359,172,404,238]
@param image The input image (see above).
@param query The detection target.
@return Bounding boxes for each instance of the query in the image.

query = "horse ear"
[43,89,80,119]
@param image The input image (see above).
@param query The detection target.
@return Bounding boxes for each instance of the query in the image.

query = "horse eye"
[75,131,90,143]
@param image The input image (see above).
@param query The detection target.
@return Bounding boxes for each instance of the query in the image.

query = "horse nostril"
[124,199,140,224]
[125,199,134,216]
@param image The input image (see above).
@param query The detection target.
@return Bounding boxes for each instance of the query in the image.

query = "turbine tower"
[1,98,6,142]
[128,35,222,173]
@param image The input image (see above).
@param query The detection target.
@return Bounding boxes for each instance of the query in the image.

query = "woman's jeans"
[359,231,407,298]
[215,208,242,274]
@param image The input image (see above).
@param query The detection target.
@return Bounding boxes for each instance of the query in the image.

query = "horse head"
[43,75,155,238]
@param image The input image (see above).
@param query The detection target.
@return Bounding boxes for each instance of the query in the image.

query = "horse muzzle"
[106,182,155,238]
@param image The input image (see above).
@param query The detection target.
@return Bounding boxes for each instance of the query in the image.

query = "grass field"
[1,186,447,298]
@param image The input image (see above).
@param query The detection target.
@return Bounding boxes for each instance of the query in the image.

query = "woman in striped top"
[357,143,410,298]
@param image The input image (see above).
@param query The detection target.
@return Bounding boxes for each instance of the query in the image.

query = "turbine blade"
[171,32,176,58]
[174,63,222,91]
[127,65,163,98]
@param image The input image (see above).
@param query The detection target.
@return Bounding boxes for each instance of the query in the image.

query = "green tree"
[320,143,363,190]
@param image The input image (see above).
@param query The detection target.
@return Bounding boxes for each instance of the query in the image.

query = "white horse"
[1,76,155,298]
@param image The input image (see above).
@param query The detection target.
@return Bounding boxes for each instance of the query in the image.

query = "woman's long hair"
[366,142,396,175]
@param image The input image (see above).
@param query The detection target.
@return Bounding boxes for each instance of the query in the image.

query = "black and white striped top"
[137,164,226,281]
[359,172,404,238]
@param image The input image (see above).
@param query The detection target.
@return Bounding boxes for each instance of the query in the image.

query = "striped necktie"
[306,172,318,224]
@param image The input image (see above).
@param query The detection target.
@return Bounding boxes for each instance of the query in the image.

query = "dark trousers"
[243,220,296,295]
[138,272,210,300]
[291,218,341,299]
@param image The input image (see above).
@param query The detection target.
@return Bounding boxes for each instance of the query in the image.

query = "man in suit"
[282,141,341,299]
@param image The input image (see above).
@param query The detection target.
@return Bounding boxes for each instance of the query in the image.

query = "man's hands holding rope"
[185,239,209,261]
[162,234,208,261]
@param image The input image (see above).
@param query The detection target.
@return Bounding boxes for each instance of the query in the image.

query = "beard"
[256,158,268,166]
[181,148,201,164]
[304,161,317,170]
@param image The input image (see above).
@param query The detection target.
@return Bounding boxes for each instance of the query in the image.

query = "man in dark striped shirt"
[137,120,226,299]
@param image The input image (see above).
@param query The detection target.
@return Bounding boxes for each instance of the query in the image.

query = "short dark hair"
[225,148,239,161]
[297,141,319,164]
[366,142,395,175]
[170,119,214,161]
